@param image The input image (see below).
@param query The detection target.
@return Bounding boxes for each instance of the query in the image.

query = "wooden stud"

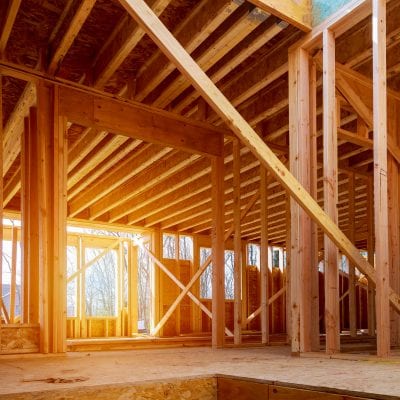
[211,156,225,348]
[21,108,40,325]
[372,0,390,358]
[151,229,161,335]
[309,60,320,351]
[9,227,17,323]
[233,140,242,345]
[348,172,357,337]
[78,237,86,338]
[367,177,376,337]
[285,195,291,343]
[260,166,269,345]
[129,243,139,335]
[288,46,314,353]
[323,29,340,355]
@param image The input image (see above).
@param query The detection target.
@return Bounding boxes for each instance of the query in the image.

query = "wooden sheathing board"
[0,324,40,354]
[0,377,217,400]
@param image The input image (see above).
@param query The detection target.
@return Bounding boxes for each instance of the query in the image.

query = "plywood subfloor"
[1,346,400,398]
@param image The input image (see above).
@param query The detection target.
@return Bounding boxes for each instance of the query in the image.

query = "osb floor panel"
[0,346,400,398]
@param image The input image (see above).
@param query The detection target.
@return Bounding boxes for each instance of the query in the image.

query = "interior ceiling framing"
[0,0,400,247]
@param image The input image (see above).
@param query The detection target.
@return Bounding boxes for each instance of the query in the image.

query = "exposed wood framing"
[134,0,244,103]
[0,0,21,56]
[21,108,40,324]
[372,0,390,358]
[58,86,224,157]
[323,28,340,355]
[367,177,376,337]
[348,172,357,337]
[37,81,68,353]
[260,166,269,344]
[48,0,97,75]
[9,227,17,323]
[3,82,35,177]
[247,0,311,32]
[211,156,225,348]
[135,240,233,337]
[309,60,319,351]
[93,0,172,88]
[116,0,400,320]
[288,46,316,353]
[233,140,242,345]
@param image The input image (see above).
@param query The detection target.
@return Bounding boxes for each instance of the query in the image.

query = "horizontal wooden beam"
[58,86,224,157]
[247,0,311,32]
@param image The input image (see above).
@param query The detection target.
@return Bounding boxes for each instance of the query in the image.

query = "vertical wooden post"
[348,172,357,337]
[129,243,139,335]
[78,237,87,338]
[309,60,320,351]
[192,235,202,332]
[37,81,67,353]
[388,98,400,347]
[116,241,123,336]
[323,29,340,354]
[260,166,269,345]
[9,227,17,323]
[241,240,248,332]
[372,0,390,358]
[211,156,225,348]
[233,140,242,345]
[21,108,40,325]
[151,229,161,335]
[367,177,376,336]
[288,46,314,353]
[285,196,291,343]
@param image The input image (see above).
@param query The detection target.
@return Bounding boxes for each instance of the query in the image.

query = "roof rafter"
[48,0,97,75]
[0,0,21,56]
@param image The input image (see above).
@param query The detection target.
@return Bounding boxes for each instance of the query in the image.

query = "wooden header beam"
[247,0,311,32]
[116,0,400,314]
[58,86,224,157]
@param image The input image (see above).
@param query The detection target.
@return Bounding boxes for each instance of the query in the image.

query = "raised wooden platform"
[1,347,400,399]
